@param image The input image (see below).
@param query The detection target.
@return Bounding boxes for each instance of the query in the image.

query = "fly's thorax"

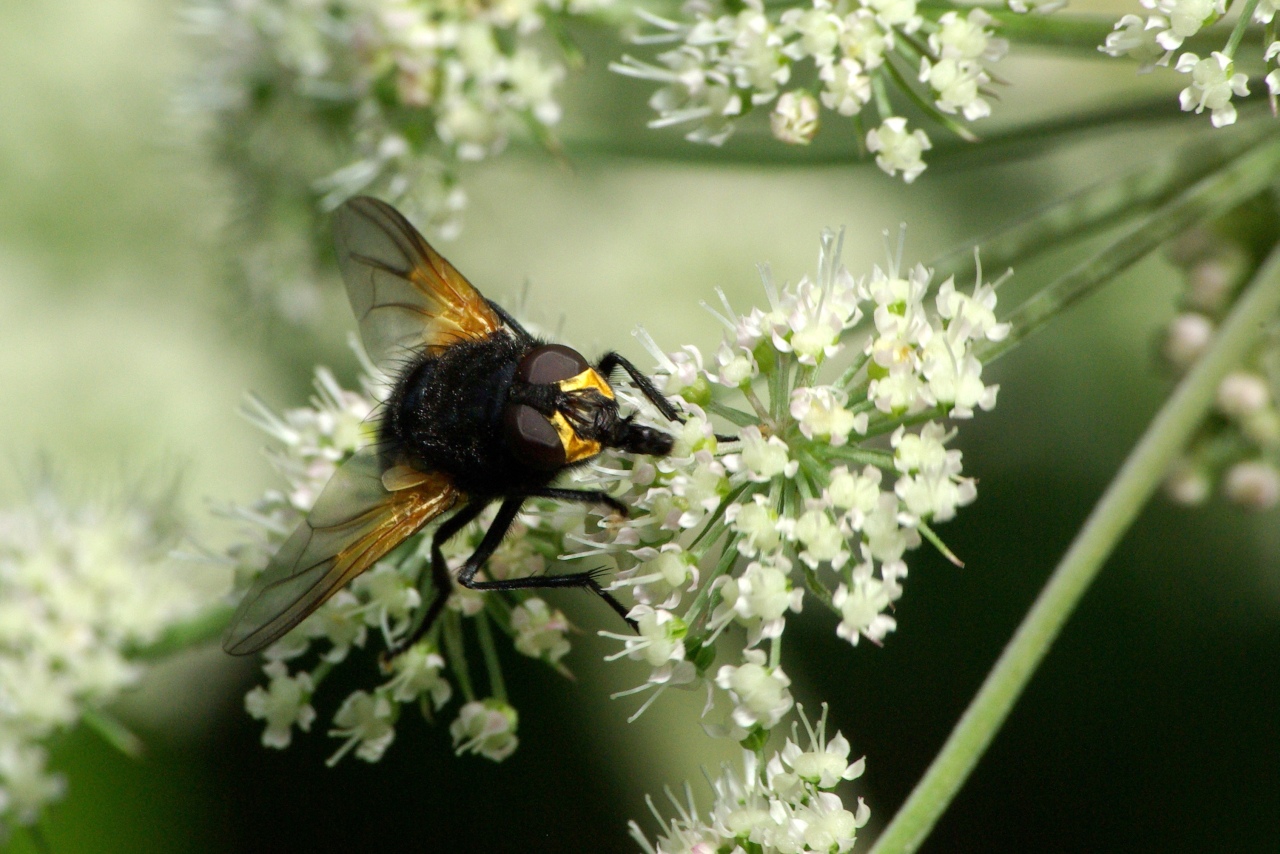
[379,334,528,478]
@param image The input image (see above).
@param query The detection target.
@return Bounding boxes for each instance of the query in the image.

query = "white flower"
[866,117,932,182]
[715,649,794,731]
[895,467,977,522]
[1165,458,1212,505]
[819,57,872,115]
[766,705,866,801]
[865,0,923,32]
[710,341,757,387]
[382,642,452,707]
[1255,0,1280,22]
[827,466,883,520]
[724,426,799,482]
[862,492,921,563]
[791,386,864,445]
[1100,14,1169,70]
[450,699,520,761]
[1176,51,1249,127]
[935,277,1010,342]
[604,605,688,668]
[839,10,888,69]
[930,9,1007,63]
[920,333,999,417]
[327,690,397,765]
[1216,372,1271,418]
[797,791,863,851]
[713,558,804,644]
[304,590,369,662]
[833,578,898,644]
[612,544,699,609]
[1163,312,1215,368]
[790,505,851,569]
[509,598,572,664]
[0,480,201,828]
[352,564,421,640]
[1223,460,1280,509]
[919,57,991,121]
[780,4,841,64]
[245,661,316,749]
[0,745,66,827]
[726,495,784,557]
[1146,0,1223,50]
[892,422,960,474]
[770,90,820,144]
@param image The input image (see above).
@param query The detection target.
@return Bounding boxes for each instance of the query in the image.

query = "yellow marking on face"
[549,412,602,464]
[558,368,614,399]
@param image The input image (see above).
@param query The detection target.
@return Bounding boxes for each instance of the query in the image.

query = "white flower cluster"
[0,482,201,835]
[577,229,1003,740]
[228,357,565,763]
[1101,0,1274,127]
[226,229,1003,772]
[188,0,610,239]
[631,707,870,854]
[1159,225,1280,510]
[612,0,1009,182]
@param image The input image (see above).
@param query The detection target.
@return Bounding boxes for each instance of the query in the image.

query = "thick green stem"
[976,133,1280,363]
[869,241,1280,854]
[929,121,1278,283]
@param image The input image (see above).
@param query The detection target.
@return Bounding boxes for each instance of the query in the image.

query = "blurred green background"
[2,0,1278,851]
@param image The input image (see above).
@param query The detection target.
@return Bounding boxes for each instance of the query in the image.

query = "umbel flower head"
[611,0,1011,182]
[0,477,202,836]
[630,705,871,854]
[224,225,1004,765]
[186,0,611,312]
[1101,0,1280,128]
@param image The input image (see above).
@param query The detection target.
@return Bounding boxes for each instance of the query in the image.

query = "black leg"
[522,486,629,517]
[384,500,488,659]
[597,352,684,424]
[488,299,535,343]
[457,496,638,631]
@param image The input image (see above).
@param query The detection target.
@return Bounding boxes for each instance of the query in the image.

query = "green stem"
[869,240,1280,854]
[82,707,144,759]
[976,133,1280,364]
[475,611,508,702]
[1224,0,1262,58]
[928,120,1279,284]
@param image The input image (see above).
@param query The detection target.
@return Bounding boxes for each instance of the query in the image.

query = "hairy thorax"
[381,334,556,496]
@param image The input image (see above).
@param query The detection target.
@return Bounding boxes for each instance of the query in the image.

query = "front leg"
[597,351,684,424]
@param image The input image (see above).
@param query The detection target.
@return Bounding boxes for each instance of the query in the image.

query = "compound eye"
[517,344,590,385]
[503,404,566,470]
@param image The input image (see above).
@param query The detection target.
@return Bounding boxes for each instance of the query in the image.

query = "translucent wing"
[223,447,459,655]
[333,196,503,373]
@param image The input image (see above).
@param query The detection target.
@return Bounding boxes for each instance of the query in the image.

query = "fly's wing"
[223,447,458,655]
[333,196,504,374]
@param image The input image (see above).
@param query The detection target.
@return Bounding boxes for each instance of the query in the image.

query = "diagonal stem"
[976,133,1280,364]
[868,241,1280,854]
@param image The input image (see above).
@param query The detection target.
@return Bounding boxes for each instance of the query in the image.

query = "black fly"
[224,196,681,657]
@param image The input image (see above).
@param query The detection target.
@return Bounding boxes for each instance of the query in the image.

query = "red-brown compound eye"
[517,344,590,385]
[504,404,567,470]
